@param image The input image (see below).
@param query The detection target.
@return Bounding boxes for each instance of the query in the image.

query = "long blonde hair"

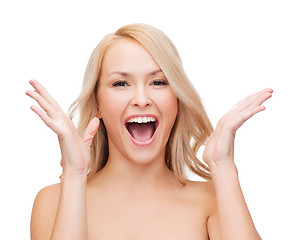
[68,23,213,183]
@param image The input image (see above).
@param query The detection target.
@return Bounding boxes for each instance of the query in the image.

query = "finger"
[26,89,53,115]
[29,79,59,106]
[238,88,273,107]
[30,105,54,128]
[254,90,273,107]
[223,89,273,131]
[234,88,273,114]
[241,105,265,121]
[241,90,272,116]
[30,105,63,134]
[82,117,100,146]
[235,93,271,129]
[257,88,273,95]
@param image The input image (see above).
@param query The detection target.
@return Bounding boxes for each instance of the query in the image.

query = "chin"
[125,148,164,166]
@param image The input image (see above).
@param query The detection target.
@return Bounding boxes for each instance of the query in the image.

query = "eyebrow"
[108,69,163,77]
[148,69,163,76]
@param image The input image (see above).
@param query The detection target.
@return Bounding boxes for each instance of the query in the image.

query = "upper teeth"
[127,116,156,123]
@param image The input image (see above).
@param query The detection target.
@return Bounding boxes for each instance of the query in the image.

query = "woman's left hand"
[203,88,273,171]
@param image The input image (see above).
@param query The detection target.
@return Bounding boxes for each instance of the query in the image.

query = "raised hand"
[26,79,99,177]
[203,88,273,171]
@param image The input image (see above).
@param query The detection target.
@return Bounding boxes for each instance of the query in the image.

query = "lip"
[124,114,159,146]
[124,114,159,124]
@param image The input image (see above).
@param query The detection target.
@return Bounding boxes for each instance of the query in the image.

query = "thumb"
[82,117,100,146]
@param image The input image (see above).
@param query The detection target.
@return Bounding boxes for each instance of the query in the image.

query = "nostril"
[132,93,152,106]
[131,98,152,107]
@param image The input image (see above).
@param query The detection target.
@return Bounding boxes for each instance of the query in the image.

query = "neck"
[91,152,178,192]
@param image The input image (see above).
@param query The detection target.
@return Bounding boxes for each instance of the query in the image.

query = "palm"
[26,79,99,175]
[203,88,273,170]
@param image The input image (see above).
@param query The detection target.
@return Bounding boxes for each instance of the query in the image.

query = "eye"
[151,79,168,86]
[112,80,129,87]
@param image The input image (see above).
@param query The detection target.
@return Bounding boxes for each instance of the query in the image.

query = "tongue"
[127,122,155,142]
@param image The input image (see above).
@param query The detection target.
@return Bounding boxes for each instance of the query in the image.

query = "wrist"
[209,161,238,182]
[61,170,88,185]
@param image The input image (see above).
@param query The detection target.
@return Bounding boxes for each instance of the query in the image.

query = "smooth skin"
[27,39,272,240]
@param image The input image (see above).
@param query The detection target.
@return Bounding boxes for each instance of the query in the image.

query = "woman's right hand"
[26,79,100,177]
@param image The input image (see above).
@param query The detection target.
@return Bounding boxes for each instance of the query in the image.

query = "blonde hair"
[68,23,213,183]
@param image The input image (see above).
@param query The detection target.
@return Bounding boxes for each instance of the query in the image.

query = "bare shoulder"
[31,183,61,240]
[184,180,217,206]
[184,180,221,238]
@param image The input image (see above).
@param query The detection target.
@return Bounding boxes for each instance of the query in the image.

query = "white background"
[1,0,290,239]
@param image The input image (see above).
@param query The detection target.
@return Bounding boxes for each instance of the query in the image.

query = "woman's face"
[97,38,178,165]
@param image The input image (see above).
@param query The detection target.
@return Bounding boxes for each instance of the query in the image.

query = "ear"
[96,89,102,119]
[96,107,102,119]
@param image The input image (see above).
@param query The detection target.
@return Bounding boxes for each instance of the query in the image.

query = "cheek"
[154,90,178,122]
[98,91,129,122]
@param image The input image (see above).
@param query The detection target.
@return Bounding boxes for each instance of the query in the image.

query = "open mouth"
[125,116,159,143]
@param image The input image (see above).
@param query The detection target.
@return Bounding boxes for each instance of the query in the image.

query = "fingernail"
[30,79,37,85]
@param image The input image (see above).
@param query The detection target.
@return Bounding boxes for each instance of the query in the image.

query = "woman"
[27,23,272,239]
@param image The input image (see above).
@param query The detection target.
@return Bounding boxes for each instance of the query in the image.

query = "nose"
[131,86,152,108]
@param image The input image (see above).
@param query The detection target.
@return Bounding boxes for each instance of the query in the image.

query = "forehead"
[101,38,161,76]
